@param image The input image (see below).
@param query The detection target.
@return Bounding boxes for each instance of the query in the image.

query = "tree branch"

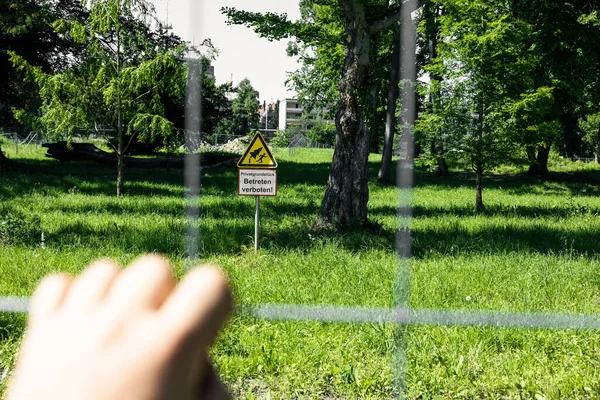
[133,88,153,101]
[221,6,330,44]
[368,0,428,35]
[123,130,138,154]
[97,35,117,57]
[94,122,117,152]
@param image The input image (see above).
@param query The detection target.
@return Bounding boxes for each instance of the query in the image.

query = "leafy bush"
[306,120,336,147]
[0,209,40,246]
[270,126,303,147]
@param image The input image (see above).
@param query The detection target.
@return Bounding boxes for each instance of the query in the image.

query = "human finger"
[104,254,176,311]
[160,266,232,350]
[29,274,72,321]
[63,259,120,312]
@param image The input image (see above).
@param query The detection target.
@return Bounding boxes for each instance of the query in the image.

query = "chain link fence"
[2,2,600,398]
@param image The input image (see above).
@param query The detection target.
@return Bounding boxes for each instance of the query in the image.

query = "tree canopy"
[225,0,600,218]
[224,0,424,228]
[10,0,187,195]
[0,0,87,131]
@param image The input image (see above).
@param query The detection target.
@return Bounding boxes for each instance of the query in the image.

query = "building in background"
[258,101,277,127]
[258,101,278,140]
[278,98,333,133]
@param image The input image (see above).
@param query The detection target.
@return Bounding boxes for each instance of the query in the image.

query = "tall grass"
[1,143,600,398]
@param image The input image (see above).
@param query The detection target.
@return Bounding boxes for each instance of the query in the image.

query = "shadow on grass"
[411,169,600,197]
[35,196,600,259]
[31,194,320,221]
[4,157,600,258]
[0,157,335,200]
[0,161,185,199]
[46,212,397,256]
[411,203,600,218]
[412,223,600,258]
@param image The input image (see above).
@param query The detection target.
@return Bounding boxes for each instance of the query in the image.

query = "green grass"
[2,142,600,398]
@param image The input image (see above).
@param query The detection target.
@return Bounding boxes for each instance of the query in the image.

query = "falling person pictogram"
[249,147,263,160]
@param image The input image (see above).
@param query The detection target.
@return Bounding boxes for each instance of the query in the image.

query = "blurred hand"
[7,254,232,400]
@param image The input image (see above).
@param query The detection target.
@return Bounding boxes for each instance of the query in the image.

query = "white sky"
[150,0,301,103]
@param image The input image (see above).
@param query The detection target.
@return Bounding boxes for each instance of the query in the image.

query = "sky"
[150,0,301,103]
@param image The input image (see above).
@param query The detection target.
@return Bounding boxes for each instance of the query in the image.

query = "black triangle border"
[237,132,278,168]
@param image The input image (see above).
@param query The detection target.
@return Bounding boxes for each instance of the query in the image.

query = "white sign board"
[238,169,277,196]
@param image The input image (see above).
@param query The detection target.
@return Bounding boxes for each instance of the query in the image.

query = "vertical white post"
[265,101,269,131]
[255,195,260,252]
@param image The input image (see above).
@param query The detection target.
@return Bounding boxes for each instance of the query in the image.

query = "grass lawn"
[1,141,600,398]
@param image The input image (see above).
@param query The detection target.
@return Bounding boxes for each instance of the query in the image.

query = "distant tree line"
[1,0,261,195]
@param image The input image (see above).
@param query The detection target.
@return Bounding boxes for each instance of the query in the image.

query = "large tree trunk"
[378,26,401,182]
[437,156,449,176]
[318,0,425,228]
[561,107,579,159]
[318,1,371,227]
[596,123,600,164]
[528,145,550,175]
[369,82,380,154]
[0,147,7,172]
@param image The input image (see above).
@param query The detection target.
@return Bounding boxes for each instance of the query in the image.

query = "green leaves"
[579,112,600,155]
[128,113,173,143]
[230,79,260,137]
[221,7,328,44]
[12,0,188,145]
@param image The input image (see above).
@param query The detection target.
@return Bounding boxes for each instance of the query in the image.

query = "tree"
[577,9,600,163]
[0,0,81,130]
[287,1,404,182]
[417,0,532,211]
[285,0,344,115]
[377,25,401,182]
[11,0,186,196]
[230,78,260,136]
[196,71,233,138]
[224,0,426,228]
[511,0,600,172]
[507,86,560,175]
[416,1,451,177]
[0,0,92,166]
[580,113,600,163]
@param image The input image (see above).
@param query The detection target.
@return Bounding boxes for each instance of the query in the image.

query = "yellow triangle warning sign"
[237,132,278,168]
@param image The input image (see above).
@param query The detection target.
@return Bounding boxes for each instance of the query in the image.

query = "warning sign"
[237,132,278,168]
[238,169,277,196]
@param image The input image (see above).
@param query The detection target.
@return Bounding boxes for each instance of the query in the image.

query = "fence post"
[14,132,18,154]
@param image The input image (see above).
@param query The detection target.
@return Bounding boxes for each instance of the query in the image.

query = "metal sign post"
[238,169,277,251]
[255,196,260,252]
[237,132,278,252]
